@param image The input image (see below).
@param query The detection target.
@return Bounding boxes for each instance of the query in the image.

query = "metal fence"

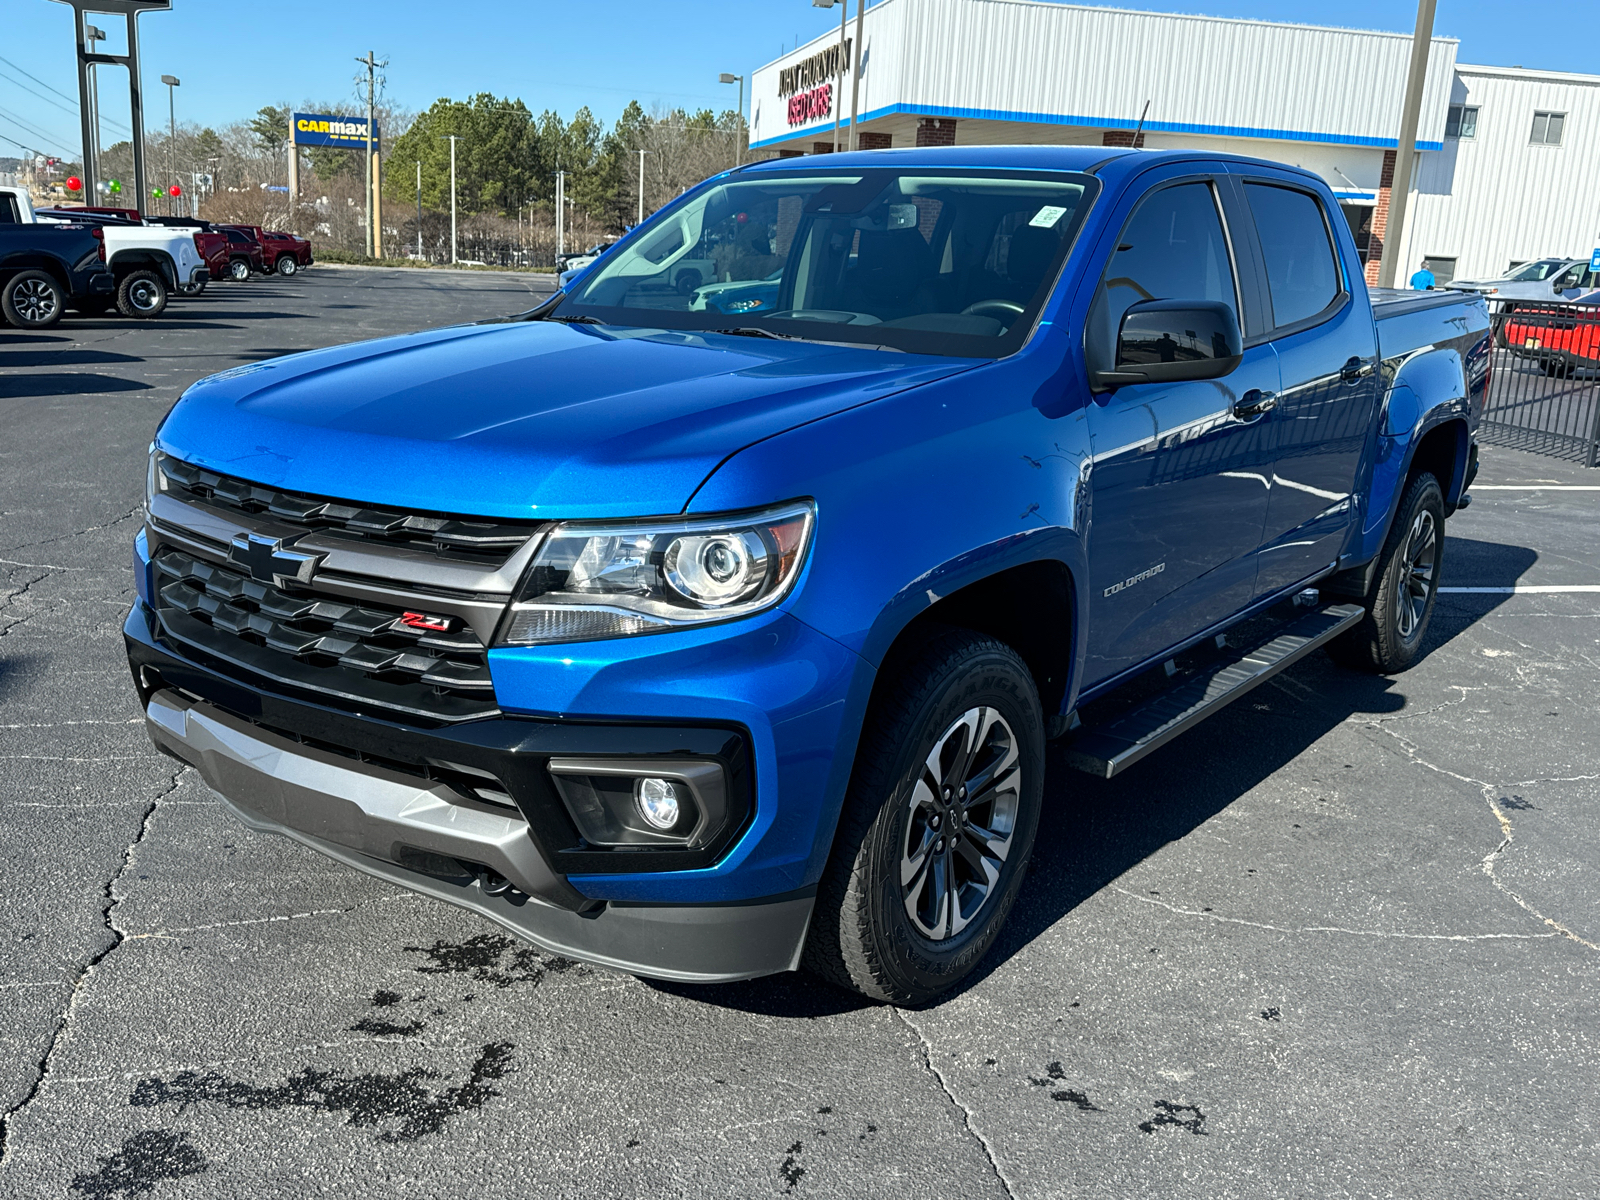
[1480,300,1600,467]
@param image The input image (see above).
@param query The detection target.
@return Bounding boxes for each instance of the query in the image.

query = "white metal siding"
[1401,67,1600,280]
[751,0,1458,149]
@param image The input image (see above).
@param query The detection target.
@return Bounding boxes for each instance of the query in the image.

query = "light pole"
[812,0,848,152]
[84,25,104,188]
[850,0,865,151]
[356,51,377,258]
[415,159,422,259]
[439,135,459,263]
[637,149,648,226]
[718,73,744,165]
[159,74,178,215]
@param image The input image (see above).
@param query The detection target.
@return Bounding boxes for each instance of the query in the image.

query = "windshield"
[555,167,1097,356]
[1507,258,1566,281]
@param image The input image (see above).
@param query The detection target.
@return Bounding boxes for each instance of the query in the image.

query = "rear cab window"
[1242,183,1341,328]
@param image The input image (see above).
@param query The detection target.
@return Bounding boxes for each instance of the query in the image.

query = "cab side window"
[1087,181,1236,373]
[1243,183,1339,328]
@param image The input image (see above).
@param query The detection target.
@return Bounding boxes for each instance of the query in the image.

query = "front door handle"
[1341,356,1375,382]
[1233,389,1278,418]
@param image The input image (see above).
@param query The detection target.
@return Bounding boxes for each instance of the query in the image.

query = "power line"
[0,109,79,159]
[0,54,132,138]
[0,55,78,106]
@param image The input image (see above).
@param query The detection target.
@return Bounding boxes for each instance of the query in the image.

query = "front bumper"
[142,686,814,982]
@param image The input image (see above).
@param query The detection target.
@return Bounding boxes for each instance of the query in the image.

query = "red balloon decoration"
[66,176,82,191]
[169,184,182,197]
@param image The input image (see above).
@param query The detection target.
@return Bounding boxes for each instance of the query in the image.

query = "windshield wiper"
[543,312,605,324]
[712,326,803,340]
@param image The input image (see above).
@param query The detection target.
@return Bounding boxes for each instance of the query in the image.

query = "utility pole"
[555,169,565,260]
[357,51,377,258]
[1376,0,1437,288]
[415,159,422,259]
[849,0,865,150]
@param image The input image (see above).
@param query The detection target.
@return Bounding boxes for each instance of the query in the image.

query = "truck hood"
[157,319,977,519]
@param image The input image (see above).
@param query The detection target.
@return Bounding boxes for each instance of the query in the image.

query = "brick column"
[1364,149,1397,286]
[777,148,805,158]
[812,141,835,155]
[1101,130,1145,148]
[915,118,956,147]
[857,131,892,150]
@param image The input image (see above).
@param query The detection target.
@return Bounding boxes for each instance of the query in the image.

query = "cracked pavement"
[2,267,1597,1198]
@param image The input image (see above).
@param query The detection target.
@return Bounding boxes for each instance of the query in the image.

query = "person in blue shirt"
[1410,261,1435,290]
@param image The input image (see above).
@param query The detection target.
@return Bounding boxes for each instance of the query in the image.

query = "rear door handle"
[1233,389,1278,418]
[1341,356,1375,382]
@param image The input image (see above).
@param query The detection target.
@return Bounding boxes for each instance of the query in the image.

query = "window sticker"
[1030,205,1069,228]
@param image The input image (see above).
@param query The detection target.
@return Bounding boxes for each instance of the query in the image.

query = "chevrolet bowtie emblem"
[228,532,323,588]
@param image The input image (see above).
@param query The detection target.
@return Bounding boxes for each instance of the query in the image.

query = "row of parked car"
[0,184,312,329]
[1445,256,1600,376]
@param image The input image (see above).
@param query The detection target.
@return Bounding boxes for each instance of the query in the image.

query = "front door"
[1241,180,1380,595]
[1084,178,1278,687]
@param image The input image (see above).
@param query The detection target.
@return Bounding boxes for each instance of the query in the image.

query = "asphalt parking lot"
[2,267,1597,1199]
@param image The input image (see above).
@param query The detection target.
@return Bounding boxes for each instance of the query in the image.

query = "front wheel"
[804,629,1044,1005]
[275,255,298,277]
[116,269,168,319]
[2,270,66,329]
[1328,472,1444,674]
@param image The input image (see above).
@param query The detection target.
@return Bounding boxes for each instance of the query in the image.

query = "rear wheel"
[179,278,206,297]
[804,629,1044,1005]
[116,269,168,319]
[1542,358,1571,378]
[228,257,251,282]
[2,270,66,329]
[275,255,298,276]
[1328,472,1444,674]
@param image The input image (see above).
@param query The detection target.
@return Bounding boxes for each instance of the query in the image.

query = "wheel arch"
[109,249,177,289]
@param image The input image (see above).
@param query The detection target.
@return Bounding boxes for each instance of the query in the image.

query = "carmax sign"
[292,112,379,148]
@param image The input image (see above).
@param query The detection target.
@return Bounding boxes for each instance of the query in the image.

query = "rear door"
[1082,169,1280,687]
[1238,175,1379,595]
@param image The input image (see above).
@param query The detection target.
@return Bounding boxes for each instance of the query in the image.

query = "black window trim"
[1235,175,1352,344]
[1083,169,1250,378]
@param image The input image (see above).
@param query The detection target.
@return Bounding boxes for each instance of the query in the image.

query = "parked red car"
[1502,303,1600,376]
[220,225,313,276]
[215,227,265,281]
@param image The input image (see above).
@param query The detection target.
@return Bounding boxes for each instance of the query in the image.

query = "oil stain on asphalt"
[69,1129,208,1198]
[1139,1099,1208,1135]
[404,933,590,990]
[128,1043,516,1144]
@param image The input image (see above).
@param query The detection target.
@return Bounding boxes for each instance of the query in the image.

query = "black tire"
[2,270,66,329]
[1328,472,1444,674]
[179,278,207,297]
[275,255,298,277]
[228,257,251,282]
[116,269,168,319]
[72,296,115,317]
[1542,358,1570,378]
[804,628,1045,1005]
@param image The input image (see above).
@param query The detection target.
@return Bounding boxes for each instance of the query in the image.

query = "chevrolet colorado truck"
[127,147,1489,1004]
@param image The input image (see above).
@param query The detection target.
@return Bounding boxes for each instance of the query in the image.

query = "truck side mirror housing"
[1092,299,1244,390]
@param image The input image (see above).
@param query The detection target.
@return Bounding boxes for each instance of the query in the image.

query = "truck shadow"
[650,534,1536,1017]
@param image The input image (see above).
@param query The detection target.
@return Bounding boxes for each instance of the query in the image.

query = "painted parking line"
[1470,485,1600,491]
[1439,585,1600,593]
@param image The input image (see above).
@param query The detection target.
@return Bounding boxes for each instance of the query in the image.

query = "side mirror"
[1092,299,1243,390]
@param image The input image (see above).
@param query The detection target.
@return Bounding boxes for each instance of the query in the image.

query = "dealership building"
[749,0,1600,284]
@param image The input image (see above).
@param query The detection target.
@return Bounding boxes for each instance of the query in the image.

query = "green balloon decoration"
[107,179,121,193]
[152,188,164,199]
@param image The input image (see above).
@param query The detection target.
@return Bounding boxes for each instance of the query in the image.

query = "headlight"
[497,501,814,646]
[146,445,162,515]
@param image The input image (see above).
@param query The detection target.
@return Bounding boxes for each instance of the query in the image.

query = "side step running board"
[1065,603,1365,779]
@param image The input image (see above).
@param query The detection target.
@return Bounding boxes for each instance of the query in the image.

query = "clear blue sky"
[2,0,1595,163]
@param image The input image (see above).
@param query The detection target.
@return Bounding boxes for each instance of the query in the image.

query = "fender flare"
[108,248,178,291]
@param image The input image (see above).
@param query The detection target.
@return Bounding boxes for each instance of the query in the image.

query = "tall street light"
[159,74,178,215]
[812,0,848,152]
[439,134,460,263]
[85,25,104,185]
[718,73,744,165]
[850,0,865,151]
[637,149,649,226]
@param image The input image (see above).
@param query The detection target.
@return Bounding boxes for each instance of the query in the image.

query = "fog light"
[636,777,681,829]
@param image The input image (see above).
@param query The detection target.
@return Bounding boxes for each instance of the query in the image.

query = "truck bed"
[1368,285,1488,360]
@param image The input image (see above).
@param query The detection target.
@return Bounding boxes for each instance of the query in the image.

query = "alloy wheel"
[1395,508,1437,639]
[11,278,59,324]
[128,279,161,313]
[900,706,1022,941]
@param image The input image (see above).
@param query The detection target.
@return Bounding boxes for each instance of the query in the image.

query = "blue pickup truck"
[127,147,1489,1004]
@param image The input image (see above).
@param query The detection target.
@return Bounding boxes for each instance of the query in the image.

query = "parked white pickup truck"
[2,185,207,318]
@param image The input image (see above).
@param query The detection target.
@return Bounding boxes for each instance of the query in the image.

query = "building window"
[1530,111,1566,146]
[1446,105,1478,139]
[1423,256,1457,285]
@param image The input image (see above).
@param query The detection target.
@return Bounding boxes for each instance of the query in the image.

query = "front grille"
[157,456,533,566]
[151,547,498,716]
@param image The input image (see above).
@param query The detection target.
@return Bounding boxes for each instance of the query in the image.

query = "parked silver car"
[1449,257,1596,302]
